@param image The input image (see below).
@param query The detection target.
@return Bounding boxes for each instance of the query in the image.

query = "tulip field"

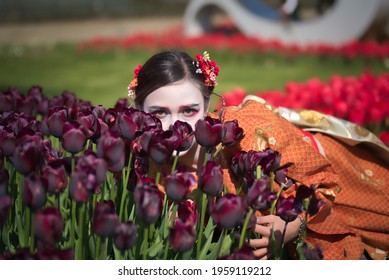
[0,30,389,260]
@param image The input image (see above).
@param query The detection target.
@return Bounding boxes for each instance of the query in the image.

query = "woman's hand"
[249,215,302,259]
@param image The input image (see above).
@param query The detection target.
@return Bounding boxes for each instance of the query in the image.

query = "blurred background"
[0,0,388,120]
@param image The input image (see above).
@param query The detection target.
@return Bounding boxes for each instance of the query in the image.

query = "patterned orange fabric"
[211,99,389,260]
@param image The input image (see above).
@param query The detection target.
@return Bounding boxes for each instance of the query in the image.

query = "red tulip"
[34,207,63,248]
[209,194,244,229]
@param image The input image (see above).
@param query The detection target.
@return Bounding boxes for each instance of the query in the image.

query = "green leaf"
[203,217,215,239]
[147,235,163,258]
[198,230,214,260]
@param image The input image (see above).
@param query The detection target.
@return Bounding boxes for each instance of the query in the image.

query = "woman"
[128,50,389,260]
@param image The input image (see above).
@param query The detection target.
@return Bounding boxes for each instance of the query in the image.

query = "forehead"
[144,80,204,107]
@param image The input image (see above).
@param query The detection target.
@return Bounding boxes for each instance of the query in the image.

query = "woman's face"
[142,80,208,131]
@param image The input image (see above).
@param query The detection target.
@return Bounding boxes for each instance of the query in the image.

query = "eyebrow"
[179,103,200,110]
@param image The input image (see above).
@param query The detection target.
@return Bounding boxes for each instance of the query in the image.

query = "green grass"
[0,43,387,109]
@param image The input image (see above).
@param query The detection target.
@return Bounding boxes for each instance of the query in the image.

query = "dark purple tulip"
[92,105,107,119]
[165,171,196,202]
[177,200,198,225]
[276,196,303,223]
[114,98,129,109]
[198,160,223,196]
[61,121,87,154]
[76,152,107,184]
[77,111,101,140]
[218,245,255,260]
[230,151,247,178]
[169,219,196,253]
[93,200,120,238]
[61,91,78,108]
[41,162,67,194]
[22,174,46,210]
[103,108,121,132]
[27,86,48,115]
[118,108,139,141]
[300,242,323,260]
[246,179,277,211]
[0,91,13,112]
[256,148,281,176]
[11,132,43,174]
[34,207,64,248]
[0,126,16,156]
[170,120,194,152]
[0,195,12,227]
[69,171,98,202]
[209,194,244,229]
[194,116,222,148]
[96,130,125,170]
[47,107,68,138]
[147,129,180,165]
[42,139,63,164]
[134,181,163,224]
[275,168,293,189]
[221,119,244,147]
[114,221,138,251]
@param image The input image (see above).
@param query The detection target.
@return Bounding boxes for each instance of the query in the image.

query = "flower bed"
[218,72,389,144]
[77,27,389,60]
[0,86,322,260]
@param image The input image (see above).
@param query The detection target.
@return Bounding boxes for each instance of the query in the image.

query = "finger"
[253,247,268,259]
[259,254,269,260]
[256,215,278,225]
[249,237,269,248]
[254,224,271,237]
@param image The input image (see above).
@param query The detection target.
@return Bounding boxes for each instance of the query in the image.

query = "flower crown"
[127,51,219,100]
[128,64,142,99]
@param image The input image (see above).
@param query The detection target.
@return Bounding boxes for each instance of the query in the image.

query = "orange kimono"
[212,96,389,260]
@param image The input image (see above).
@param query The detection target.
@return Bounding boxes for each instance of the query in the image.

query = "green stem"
[212,145,223,159]
[215,228,226,257]
[70,200,76,248]
[278,221,289,259]
[77,203,86,260]
[25,207,31,250]
[171,152,179,173]
[142,226,149,260]
[95,236,101,260]
[239,208,254,248]
[196,193,207,259]
[269,185,285,215]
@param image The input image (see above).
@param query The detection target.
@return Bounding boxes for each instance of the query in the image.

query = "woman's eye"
[182,108,198,117]
[151,110,167,118]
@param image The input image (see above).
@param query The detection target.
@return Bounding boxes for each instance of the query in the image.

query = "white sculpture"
[184,0,389,46]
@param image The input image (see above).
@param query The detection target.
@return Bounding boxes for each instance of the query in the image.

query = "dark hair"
[134,50,213,108]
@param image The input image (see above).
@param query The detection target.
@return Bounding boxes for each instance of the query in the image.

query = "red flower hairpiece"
[194,51,219,87]
[128,64,142,99]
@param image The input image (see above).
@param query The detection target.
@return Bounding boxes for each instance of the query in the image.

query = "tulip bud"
[47,107,68,138]
[113,221,138,251]
[209,194,244,229]
[198,160,223,196]
[41,162,67,194]
[134,181,163,224]
[221,119,244,147]
[246,179,276,211]
[165,171,196,202]
[11,133,43,175]
[92,200,120,238]
[61,121,87,154]
[34,207,63,248]
[96,130,125,171]
[177,200,198,225]
[169,219,196,253]
[218,245,255,260]
[276,196,303,223]
[170,120,194,152]
[194,116,222,148]
[22,174,46,210]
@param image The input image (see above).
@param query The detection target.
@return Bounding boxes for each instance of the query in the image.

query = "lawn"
[0,43,387,109]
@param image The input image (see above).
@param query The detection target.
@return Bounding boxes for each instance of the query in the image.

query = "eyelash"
[150,108,199,118]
